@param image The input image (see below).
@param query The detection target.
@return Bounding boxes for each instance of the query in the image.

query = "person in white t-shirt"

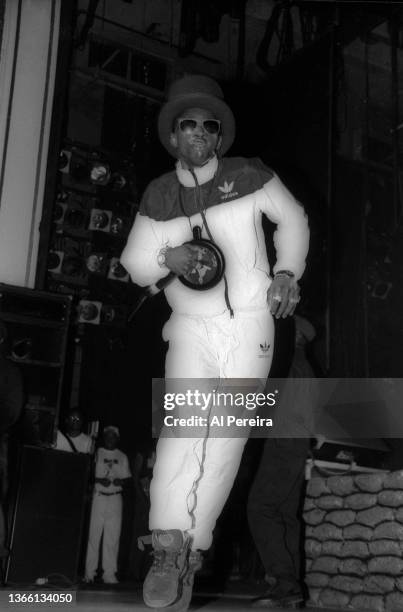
[84,426,131,584]
[55,409,92,454]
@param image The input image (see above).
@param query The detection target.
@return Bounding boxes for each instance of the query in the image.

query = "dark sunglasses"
[177,118,221,135]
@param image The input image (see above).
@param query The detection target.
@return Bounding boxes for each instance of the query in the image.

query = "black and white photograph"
[1,1,403,611]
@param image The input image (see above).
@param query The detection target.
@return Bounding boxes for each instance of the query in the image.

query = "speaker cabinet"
[0,284,72,445]
[6,446,91,584]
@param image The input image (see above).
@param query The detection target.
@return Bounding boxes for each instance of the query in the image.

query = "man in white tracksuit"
[120,74,309,609]
[85,426,131,584]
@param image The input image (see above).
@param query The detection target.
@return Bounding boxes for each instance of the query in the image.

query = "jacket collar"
[175,155,218,187]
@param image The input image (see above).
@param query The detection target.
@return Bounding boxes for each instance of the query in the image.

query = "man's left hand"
[267,275,300,319]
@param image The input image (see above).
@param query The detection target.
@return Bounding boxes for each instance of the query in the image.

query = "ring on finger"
[272,295,282,302]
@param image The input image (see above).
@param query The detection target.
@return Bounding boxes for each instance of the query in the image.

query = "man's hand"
[267,275,300,319]
[165,245,201,276]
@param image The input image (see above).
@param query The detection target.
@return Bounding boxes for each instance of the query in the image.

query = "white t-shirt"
[55,430,92,454]
[94,447,131,494]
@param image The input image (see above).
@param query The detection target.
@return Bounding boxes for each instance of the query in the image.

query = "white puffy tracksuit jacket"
[121,155,309,550]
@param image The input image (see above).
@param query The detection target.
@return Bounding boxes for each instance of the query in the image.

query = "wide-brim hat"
[158,74,236,158]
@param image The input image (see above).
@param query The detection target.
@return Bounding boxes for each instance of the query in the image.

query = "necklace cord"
[187,166,234,318]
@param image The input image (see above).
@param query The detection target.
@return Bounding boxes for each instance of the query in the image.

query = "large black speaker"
[6,445,91,584]
[0,284,73,445]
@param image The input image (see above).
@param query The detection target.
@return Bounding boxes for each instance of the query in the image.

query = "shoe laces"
[151,549,181,573]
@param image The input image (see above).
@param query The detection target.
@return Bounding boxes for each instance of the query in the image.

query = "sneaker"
[172,550,203,611]
[143,529,191,608]
[251,583,304,608]
[184,549,203,589]
[188,550,203,573]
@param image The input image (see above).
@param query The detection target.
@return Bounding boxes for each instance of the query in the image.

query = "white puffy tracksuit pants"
[150,307,274,550]
[85,492,122,580]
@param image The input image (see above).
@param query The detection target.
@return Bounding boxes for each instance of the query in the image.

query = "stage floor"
[0,585,342,612]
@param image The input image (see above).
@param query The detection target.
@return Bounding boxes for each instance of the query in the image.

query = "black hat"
[158,74,236,158]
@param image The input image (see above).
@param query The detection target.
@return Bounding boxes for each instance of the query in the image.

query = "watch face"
[179,232,225,291]
[181,245,219,286]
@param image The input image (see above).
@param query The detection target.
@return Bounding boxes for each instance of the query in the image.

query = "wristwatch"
[275,269,295,279]
[157,247,169,268]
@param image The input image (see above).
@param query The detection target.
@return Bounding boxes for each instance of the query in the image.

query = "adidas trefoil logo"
[218,180,238,200]
[218,180,234,194]
[260,341,270,352]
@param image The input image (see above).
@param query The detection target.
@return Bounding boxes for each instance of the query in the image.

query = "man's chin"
[188,150,211,166]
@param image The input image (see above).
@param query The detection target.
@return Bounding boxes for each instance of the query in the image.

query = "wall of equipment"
[35,27,170,428]
[331,18,403,377]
